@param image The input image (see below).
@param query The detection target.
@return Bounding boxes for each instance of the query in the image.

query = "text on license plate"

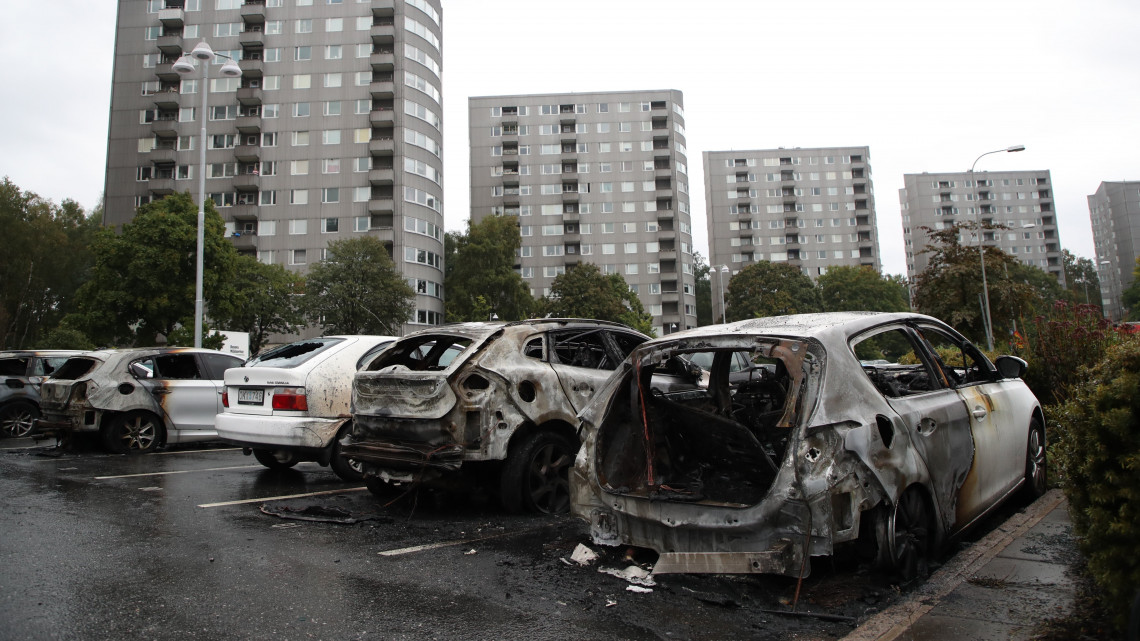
[237,389,264,404]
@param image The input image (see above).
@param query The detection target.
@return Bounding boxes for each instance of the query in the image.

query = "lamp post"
[173,42,241,348]
[969,144,1025,351]
[718,265,729,324]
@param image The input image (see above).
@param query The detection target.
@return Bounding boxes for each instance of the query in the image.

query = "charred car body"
[571,312,1046,578]
[36,348,244,453]
[0,350,84,437]
[343,319,649,513]
[215,335,396,480]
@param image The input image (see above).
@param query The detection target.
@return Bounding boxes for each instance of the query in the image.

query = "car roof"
[0,350,85,359]
[70,347,240,362]
[649,312,945,348]
[397,318,649,342]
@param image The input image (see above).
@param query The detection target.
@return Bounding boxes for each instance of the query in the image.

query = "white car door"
[151,353,220,434]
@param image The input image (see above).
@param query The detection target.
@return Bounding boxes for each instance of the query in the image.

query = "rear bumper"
[215,412,345,449]
[35,409,97,437]
[339,439,465,473]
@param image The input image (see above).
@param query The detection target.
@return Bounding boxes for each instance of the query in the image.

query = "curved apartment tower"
[104,0,445,331]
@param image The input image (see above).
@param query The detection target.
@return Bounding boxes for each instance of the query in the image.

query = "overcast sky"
[3,0,1138,277]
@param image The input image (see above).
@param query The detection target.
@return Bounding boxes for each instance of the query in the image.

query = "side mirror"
[994,355,1027,379]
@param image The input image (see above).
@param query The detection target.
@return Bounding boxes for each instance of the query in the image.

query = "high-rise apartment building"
[468,90,697,335]
[1088,181,1140,321]
[703,147,881,287]
[104,0,445,330]
[900,170,1063,286]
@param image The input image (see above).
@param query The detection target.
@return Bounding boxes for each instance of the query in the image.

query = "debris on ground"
[599,565,656,587]
[626,585,653,594]
[570,544,599,566]
[259,503,391,525]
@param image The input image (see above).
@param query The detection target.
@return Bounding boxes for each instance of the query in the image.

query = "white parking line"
[198,486,368,508]
[154,447,243,455]
[378,528,538,557]
[95,464,262,479]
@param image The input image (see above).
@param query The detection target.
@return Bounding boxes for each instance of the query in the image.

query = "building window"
[323,218,339,233]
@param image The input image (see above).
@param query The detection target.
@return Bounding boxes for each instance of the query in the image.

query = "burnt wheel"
[1022,419,1047,499]
[253,449,299,470]
[103,412,163,454]
[0,402,39,438]
[330,424,364,482]
[877,487,934,582]
[500,431,577,514]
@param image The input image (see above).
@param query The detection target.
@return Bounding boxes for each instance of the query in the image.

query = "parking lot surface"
[2,438,924,640]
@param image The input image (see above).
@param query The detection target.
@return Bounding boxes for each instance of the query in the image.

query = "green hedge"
[1050,337,1140,629]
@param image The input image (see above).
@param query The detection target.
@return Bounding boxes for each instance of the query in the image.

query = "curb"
[839,488,1067,641]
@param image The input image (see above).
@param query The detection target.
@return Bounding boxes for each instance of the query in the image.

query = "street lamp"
[970,145,1025,351]
[718,265,729,324]
[173,41,241,348]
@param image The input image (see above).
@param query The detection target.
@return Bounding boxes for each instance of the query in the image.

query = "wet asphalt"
[1,437,1033,641]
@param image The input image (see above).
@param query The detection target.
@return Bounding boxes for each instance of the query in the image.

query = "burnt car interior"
[596,343,803,507]
[547,329,620,370]
[366,336,471,371]
[51,358,100,381]
[855,325,992,398]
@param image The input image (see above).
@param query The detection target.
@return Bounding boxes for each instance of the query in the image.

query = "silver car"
[36,348,244,453]
[572,312,1046,579]
[0,350,83,437]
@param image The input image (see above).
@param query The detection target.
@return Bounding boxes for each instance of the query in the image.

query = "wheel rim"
[1027,428,1046,491]
[891,490,930,580]
[120,416,157,451]
[526,443,572,514]
[2,409,36,437]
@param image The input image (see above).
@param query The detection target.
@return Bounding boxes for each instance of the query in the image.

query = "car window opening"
[595,344,801,507]
[367,335,471,371]
[248,337,344,368]
[52,358,101,381]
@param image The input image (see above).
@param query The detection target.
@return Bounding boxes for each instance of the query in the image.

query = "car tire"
[499,430,577,514]
[330,424,364,482]
[253,449,300,470]
[876,487,934,582]
[1022,419,1047,500]
[0,402,40,438]
[102,412,163,454]
[363,476,394,498]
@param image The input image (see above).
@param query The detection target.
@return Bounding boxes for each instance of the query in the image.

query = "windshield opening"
[248,337,345,368]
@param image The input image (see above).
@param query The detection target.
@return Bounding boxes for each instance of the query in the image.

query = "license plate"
[237,388,264,404]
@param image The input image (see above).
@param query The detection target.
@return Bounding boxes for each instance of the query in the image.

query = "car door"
[548,328,623,414]
[150,353,219,434]
[199,352,245,415]
[913,324,1026,523]
[852,325,976,533]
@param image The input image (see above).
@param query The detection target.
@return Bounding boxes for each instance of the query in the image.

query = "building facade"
[468,90,697,335]
[703,147,881,295]
[104,0,445,330]
[1088,181,1140,321]
[900,170,1063,287]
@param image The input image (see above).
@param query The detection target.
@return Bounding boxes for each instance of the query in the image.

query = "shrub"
[1017,301,1123,405]
[1050,336,1140,629]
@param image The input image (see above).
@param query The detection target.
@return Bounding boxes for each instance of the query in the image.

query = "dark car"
[0,350,83,437]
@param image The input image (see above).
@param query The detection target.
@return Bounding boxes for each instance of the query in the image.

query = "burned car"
[343,319,649,513]
[571,312,1046,578]
[0,350,83,437]
[36,348,244,453]
[216,335,396,480]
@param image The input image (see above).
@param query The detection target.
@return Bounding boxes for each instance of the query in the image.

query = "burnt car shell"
[571,312,1044,577]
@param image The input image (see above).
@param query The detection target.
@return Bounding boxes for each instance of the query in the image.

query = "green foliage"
[1017,301,1127,405]
[724,260,822,321]
[302,236,414,335]
[0,178,99,349]
[1050,336,1140,629]
[537,263,654,336]
[210,254,305,355]
[1062,249,1103,310]
[692,251,713,326]
[1122,256,1140,321]
[445,216,534,322]
[70,191,237,346]
[819,266,910,313]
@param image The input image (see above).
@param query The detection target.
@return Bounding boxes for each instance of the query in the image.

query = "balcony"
[152,89,181,110]
[150,118,178,138]
[229,233,257,251]
[240,3,266,24]
[232,174,259,192]
[230,204,258,220]
[239,30,264,49]
[236,86,261,106]
[369,167,395,185]
[371,0,395,18]
[656,209,674,223]
[370,79,395,99]
[369,109,395,127]
[155,62,181,82]
[371,23,396,46]
[658,248,678,261]
[368,198,395,215]
[235,115,261,134]
[238,59,263,77]
[157,34,183,56]
[149,179,176,195]
[158,8,184,28]
[150,148,178,166]
[562,212,580,224]
[234,145,259,163]
[370,51,395,73]
[368,137,394,156]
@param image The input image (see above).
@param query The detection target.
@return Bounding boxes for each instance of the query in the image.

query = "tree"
[210,254,305,355]
[724,261,822,321]
[445,215,534,322]
[818,266,910,313]
[1121,256,1140,321]
[302,236,414,335]
[692,251,713,326]
[1061,249,1102,310]
[69,191,237,346]
[913,222,1049,346]
[537,263,654,335]
[0,178,99,349]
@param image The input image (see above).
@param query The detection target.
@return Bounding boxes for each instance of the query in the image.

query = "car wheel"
[363,476,394,498]
[500,431,577,514]
[253,449,299,470]
[877,487,934,582]
[103,413,163,454]
[330,425,364,482]
[0,402,40,438]
[1022,419,1047,499]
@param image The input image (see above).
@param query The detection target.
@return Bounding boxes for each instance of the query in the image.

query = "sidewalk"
[842,489,1073,641]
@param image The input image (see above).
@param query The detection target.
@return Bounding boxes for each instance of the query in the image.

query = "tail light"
[271,387,308,411]
[222,389,229,408]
